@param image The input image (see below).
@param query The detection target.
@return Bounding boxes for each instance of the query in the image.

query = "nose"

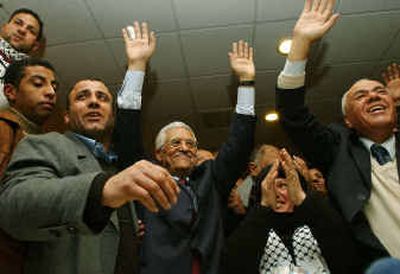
[87,93,100,108]
[44,85,56,100]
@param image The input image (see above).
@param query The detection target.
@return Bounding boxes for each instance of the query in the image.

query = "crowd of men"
[0,0,399,273]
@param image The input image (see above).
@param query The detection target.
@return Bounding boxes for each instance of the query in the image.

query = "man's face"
[1,12,40,53]
[250,145,280,177]
[344,79,397,137]
[156,127,197,176]
[7,65,56,125]
[64,80,114,139]
[309,168,327,194]
[273,178,294,213]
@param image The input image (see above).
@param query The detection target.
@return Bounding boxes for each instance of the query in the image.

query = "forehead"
[70,80,110,96]
[22,65,55,80]
[10,12,40,29]
[347,79,384,97]
[165,127,195,140]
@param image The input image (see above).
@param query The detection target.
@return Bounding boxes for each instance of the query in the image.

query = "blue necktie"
[370,144,391,165]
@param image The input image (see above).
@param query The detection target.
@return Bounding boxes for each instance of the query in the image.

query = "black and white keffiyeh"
[259,225,330,274]
[0,38,28,79]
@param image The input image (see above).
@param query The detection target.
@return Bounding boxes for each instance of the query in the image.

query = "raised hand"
[382,63,400,105]
[261,160,279,208]
[228,40,255,82]
[293,0,339,43]
[293,155,311,183]
[290,0,339,60]
[122,21,157,71]
[280,149,306,206]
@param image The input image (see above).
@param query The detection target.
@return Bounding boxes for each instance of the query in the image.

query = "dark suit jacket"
[117,111,256,274]
[276,86,391,266]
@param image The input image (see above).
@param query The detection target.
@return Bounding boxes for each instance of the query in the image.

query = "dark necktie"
[370,144,391,165]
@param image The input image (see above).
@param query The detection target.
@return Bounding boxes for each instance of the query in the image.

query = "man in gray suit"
[0,22,179,274]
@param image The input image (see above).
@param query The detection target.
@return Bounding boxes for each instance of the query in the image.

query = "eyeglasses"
[166,138,198,150]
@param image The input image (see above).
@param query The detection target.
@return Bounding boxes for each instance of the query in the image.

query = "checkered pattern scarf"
[0,38,27,63]
[259,225,330,274]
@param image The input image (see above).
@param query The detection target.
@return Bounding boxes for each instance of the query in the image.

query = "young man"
[0,8,44,108]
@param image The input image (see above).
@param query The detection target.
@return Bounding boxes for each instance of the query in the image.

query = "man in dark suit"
[275,0,399,268]
[118,40,256,274]
[0,22,179,274]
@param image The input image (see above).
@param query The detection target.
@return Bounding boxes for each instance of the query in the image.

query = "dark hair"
[4,57,55,88]
[9,8,44,40]
[65,78,117,112]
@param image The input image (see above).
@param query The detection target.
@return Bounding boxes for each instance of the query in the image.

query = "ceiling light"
[264,111,279,122]
[277,37,292,56]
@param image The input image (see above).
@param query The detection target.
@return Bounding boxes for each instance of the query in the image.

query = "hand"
[289,0,339,60]
[228,179,246,215]
[101,160,180,212]
[228,40,255,82]
[261,160,279,208]
[293,155,310,183]
[122,21,157,71]
[382,63,400,105]
[280,149,306,206]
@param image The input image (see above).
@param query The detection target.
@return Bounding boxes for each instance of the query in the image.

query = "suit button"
[67,226,78,234]
[357,193,366,201]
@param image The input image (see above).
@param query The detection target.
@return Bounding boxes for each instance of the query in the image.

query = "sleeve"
[275,85,339,171]
[117,70,145,110]
[0,120,16,179]
[235,86,255,116]
[0,134,103,241]
[211,113,256,197]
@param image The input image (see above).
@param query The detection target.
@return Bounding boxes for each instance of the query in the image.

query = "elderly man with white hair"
[275,0,400,269]
[118,39,256,274]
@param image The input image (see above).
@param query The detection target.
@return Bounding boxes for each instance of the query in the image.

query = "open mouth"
[367,104,386,114]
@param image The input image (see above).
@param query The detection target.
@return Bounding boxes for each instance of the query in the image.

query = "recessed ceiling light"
[264,111,279,122]
[277,37,292,56]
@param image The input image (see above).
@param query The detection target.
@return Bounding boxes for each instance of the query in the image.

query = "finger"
[311,0,322,12]
[136,174,172,210]
[141,22,149,41]
[238,40,244,57]
[140,162,179,204]
[249,46,254,62]
[244,42,249,59]
[303,0,312,13]
[122,28,130,44]
[133,21,142,39]
[149,31,157,54]
[322,13,340,34]
[131,185,159,212]
[317,0,328,14]
[382,72,389,84]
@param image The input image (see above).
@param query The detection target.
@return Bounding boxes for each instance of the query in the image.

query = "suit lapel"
[349,134,372,189]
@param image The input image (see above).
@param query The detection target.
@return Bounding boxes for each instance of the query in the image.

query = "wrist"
[128,61,147,71]
[239,79,255,86]
[288,36,312,61]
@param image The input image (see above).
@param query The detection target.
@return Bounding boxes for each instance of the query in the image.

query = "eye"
[97,92,110,102]
[169,139,181,148]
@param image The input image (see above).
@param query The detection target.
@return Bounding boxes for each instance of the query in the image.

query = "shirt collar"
[73,133,118,163]
[360,135,396,160]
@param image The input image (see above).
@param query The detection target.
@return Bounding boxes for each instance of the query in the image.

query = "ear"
[248,162,259,176]
[64,111,70,125]
[29,41,41,56]
[3,84,17,104]
[155,148,163,162]
[344,116,353,128]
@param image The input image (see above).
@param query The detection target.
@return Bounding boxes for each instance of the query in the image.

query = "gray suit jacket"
[0,131,127,274]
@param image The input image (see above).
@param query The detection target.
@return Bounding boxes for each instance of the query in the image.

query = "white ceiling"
[2,0,400,151]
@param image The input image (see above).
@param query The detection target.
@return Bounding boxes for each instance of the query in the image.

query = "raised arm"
[382,63,400,106]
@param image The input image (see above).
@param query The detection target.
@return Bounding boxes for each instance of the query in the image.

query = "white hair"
[155,121,197,150]
[341,90,349,116]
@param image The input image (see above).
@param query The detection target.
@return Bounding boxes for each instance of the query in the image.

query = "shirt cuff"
[235,86,255,116]
[117,70,145,110]
[277,59,307,89]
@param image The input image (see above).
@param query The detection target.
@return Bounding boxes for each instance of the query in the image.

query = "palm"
[126,38,155,63]
[230,57,255,79]
[294,11,330,42]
